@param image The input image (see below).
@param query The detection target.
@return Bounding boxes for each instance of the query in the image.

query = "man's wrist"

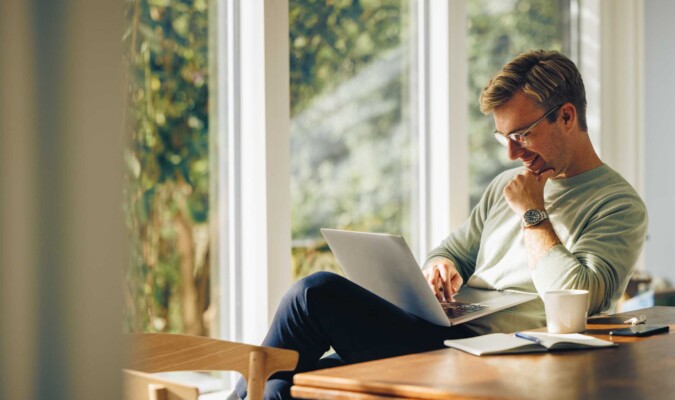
[521,209,549,228]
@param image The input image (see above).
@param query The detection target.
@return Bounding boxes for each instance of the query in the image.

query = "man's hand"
[423,258,463,302]
[504,168,562,269]
[503,169,555,214]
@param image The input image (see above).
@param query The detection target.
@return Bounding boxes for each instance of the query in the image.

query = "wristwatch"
[521,209,549,228]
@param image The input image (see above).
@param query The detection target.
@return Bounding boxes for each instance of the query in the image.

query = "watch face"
[523,209,541,225]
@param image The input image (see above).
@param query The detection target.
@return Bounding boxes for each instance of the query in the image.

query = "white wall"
[644,0,675,284]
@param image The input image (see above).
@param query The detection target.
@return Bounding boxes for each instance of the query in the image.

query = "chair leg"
[149,384,168,400]
[247,350,267,400]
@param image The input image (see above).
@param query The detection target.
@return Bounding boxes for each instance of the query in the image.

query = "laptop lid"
[321,228,538,327]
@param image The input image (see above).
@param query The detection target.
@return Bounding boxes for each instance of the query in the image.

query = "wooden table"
[291,307,675,399]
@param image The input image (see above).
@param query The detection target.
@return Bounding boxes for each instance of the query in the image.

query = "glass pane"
[123,0,212,335]
[467,0,573,207]
[290,0,417,280]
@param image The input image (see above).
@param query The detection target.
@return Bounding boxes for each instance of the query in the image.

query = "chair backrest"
[125,333,299,400]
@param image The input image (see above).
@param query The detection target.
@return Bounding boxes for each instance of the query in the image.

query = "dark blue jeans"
[235,271,476,399]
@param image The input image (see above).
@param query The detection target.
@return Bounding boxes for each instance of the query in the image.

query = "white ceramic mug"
[543,290,590,333]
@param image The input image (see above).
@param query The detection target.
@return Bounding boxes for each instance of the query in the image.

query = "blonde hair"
[480,50,588,131]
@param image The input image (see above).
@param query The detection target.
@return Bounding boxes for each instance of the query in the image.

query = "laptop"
[321,228,538,327]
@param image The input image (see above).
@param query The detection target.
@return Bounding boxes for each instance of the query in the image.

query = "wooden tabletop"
[291,306,675,399]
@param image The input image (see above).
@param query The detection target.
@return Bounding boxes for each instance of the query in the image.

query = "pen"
[515,332,542,344]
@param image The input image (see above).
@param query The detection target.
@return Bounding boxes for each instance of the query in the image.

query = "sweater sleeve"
[531,192,648,315]
[424,172,507,283]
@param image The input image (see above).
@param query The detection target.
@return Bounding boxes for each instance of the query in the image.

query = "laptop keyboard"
[440,301,489,319]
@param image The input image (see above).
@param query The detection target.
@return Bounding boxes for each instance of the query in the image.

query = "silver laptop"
[321,228,538,327]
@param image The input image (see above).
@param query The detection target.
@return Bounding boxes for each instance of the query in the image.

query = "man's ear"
[560,103,576,132]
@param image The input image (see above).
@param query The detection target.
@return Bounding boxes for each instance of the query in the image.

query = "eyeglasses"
[494,105,561,147]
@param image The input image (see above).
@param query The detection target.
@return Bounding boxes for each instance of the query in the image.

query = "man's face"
[493,92,567,177]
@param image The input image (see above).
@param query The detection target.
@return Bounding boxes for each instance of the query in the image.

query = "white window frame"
[580,0,645,270]
[213,0,292,346]
[580,0,645,197]
[425,0,470,253]
[214,0,646,344]
[410,0,469,262]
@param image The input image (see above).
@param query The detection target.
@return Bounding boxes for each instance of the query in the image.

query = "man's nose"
[507,139,525,160]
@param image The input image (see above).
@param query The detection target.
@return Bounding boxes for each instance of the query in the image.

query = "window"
[289,0,420,279]
[125,0,619,347]
[124,0,212,335]
[289,0,577,277]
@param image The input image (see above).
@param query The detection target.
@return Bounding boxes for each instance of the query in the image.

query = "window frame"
[212,0,292,346]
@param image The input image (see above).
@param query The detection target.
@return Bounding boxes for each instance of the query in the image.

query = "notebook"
[444,332,616,356]
[320,229,538,327]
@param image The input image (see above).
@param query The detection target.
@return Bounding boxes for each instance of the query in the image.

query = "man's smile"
[521,154,540,169]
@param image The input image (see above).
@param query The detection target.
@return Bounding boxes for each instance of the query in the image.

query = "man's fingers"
[451,274,463,294]
[427,267,443,301]
[424,260,462,302]
[437,266,453,299]
[437,264,447,282]
[538,168,555,182]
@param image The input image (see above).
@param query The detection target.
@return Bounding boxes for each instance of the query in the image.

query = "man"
[423,49,647,335]
[231,50,647,399]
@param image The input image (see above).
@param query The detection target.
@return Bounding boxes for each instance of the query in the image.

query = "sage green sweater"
[425,164,648,335]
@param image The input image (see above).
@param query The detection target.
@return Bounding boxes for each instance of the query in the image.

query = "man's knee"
[290,271,344,298]
[279,271,345,315]
[299,270,344,288]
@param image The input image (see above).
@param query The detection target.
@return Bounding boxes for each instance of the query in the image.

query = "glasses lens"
[494,133,509,147]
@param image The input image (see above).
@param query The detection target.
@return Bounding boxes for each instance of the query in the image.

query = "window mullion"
[236,0,291,344]
[424,0,469,255]
[413,0,430,263]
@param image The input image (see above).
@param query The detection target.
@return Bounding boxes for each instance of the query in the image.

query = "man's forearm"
[522,220,561,269]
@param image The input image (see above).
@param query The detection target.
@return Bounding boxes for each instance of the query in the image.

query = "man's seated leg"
[234,271,475,399]
[315,352,346,370]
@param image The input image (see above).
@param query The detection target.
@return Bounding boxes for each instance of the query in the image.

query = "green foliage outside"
[289,0,413,279]
[123,0,211,335]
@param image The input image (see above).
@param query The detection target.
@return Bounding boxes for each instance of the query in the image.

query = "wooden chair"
[124,369,200,400]
[125,333,299,400]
